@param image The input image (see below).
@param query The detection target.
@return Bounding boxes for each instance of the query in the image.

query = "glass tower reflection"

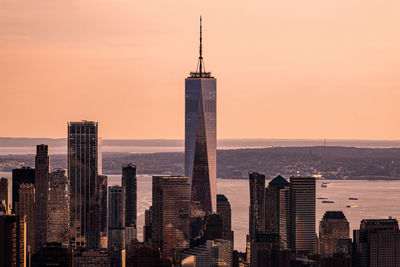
[185,17,217,213]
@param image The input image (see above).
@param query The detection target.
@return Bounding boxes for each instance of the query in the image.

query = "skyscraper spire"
[199,16,203,74]
[190,16,212,78]
[195,16,207,76]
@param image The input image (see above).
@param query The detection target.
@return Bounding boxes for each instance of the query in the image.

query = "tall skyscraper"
[108,185,126,250]
[15,183,35,259]
[35,144,50,252]
[216,194,234,243]
[290,176,316,253]
[249,172,265,240]
[353,218,400,267]
[185,17,217,213]
[265,175,290,234]
[47,169,70,245]
[68,121,99,249]
[0,177,9,213]
[12,167,35,213]
[319,211,350,258]
[152,176,191,258]
[0,214,26,267]
[122,163,137,228]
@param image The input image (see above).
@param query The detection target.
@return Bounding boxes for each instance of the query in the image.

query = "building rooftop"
[323,211,346,220]
[217,194,228,201]
[269,175,289,187]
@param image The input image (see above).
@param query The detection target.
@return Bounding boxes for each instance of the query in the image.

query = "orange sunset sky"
[1,0,400,140]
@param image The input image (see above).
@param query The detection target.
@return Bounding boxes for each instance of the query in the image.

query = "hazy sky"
[1,0,400,139]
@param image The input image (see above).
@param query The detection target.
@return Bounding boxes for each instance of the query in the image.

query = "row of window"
[186,100,216,113]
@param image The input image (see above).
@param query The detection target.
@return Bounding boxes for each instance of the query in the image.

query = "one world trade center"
[185,17,217,213]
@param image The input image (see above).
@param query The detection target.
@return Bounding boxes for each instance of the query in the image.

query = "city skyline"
[1,1,400,140]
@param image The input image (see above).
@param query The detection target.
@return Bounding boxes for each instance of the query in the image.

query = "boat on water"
[349,197,358,200]
[347,205,358,208]
[322,200,334,203]
[321,182,328,188]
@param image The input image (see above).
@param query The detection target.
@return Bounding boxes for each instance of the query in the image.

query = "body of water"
[1,171,399,252]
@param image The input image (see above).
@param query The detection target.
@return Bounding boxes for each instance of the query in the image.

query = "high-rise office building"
[185,17,217,213]
[152,176,191,258]
[318,211,350,258]
[264,175,291,249]
[15,183,35,259]
[216,194,234,242]
[122,163,137,228]
[108,185,126,250]
[143,207,153,245]
[0,214,26,267]
[249,172,266,240]
[35,144,50,252]
[0,177,9,213]
[47,169,70,245]
[68,120,100,249]
[12,167,35,213]
[98,174,108,239]
[290,176,316,253]
[279,185,291,249]
[265,175,290,233]
[353,218,400,267]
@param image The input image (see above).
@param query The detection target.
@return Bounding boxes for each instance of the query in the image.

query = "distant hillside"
[2,146,400,180]
[3,137,400,149]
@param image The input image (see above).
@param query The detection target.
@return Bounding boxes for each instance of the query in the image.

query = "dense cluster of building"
[1,19,400,267]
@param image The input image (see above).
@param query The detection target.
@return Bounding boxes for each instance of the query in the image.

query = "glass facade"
[68,121,99,249]
[152,176,191,258]
[185,77,217,213]
[48,169,70,245]
[35,144,50,252]
[290,176,316,253]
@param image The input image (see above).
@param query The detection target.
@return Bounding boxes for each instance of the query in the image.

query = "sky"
[1,0,400,140]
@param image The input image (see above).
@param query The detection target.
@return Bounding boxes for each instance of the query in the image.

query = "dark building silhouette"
[108,185,126,250]
[97,175,108,241]
[319,253,351,267]
[31,243,73,267]
[204,213,224,241]
[0,177,9,213]
[143,207,153,245]
[185,17,217,213]
[249,172,266,240]
[12,167,35,213]
[290,176,316,253]
[122,163,137,229]
[217,194,234,242]
[73,249,110,266]
[353,218,400,267]
[265,175,291,249]
[0,214,26,267]
[250,233,281,267]
[319,211,350,258]
[152,176,191,258]
[68,121,100,249]
[34,144,50,252]
[15,183,35,262]
[126,240,172,267]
